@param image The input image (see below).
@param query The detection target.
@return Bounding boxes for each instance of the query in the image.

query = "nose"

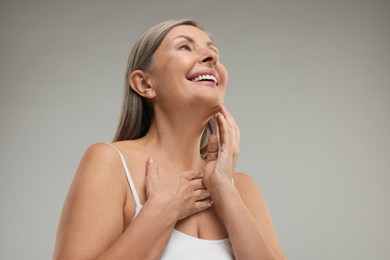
[199,48,218,65]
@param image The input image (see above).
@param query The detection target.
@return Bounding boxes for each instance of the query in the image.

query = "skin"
[53,25,287,259]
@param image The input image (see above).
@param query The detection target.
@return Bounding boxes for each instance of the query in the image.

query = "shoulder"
[233,172,259,188]
[74,142,128,189]
[80,142,132,169]
[232,172,274,229]
[66,142,129,216]
[232,173,287,259]
[233,172,266,205]
[81,142,119,162]
[54,143,129,258]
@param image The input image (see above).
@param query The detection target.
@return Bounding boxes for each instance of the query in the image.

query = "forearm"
[211,184,284,260]
[98,200,177,260]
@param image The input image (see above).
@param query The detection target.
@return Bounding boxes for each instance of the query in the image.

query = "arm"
[204,106,287,260]
[210,173,287,260]
[53,143,211,259]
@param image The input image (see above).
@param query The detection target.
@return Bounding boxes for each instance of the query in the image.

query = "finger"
[190,178,205,190]
[181,170,203,181]
[194,189,210,201]
[219,105,234,129]
[220,106,240,154]
[220,105,235,123]
[216,112,230,147]
[224,108,240,156]
[219,106,241,155]
[145,157,159,177]
[206,134,219,162]
[220,105,239,136]
[193,200,213,214]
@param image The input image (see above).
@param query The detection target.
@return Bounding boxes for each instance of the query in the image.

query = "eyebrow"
[173,35,218,50]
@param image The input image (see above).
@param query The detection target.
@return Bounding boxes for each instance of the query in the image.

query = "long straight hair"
[113,19,217,157]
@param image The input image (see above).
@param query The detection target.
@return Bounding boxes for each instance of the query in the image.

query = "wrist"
[209,183,240,222]
[206,175,234,191]
[144,197,179,224]
[209,180,237,200]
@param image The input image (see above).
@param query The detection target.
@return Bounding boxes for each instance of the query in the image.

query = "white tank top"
[108,143,234,260]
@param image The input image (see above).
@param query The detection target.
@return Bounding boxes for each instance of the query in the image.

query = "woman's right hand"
[144,158,212,220]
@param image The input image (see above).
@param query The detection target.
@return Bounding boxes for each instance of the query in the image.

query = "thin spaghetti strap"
[104,143,142,209]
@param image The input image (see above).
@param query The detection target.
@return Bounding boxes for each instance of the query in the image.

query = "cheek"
[219,64,228,87]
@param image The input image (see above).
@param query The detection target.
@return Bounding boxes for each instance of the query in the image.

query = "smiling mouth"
[188,74,218,85]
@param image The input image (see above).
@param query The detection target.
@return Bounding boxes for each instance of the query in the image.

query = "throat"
[158,153,205,174]
[142,124,206,172]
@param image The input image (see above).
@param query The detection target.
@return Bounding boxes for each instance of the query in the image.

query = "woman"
[54,19,287,259]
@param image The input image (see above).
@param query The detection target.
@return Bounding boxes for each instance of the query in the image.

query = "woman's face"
[146,25,228,112]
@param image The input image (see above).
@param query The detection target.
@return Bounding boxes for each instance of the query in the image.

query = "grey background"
[1,0,389,259]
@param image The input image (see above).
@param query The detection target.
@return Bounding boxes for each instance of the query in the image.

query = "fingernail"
[147,158,154,164]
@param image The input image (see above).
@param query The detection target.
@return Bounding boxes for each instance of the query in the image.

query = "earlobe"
[129,70,156,99]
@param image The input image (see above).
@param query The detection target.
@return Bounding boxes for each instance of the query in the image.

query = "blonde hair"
[113,19,217,157]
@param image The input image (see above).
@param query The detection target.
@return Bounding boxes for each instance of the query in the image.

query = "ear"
[129,70,156,99]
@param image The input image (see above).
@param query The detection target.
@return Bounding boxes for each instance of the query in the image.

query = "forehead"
[163,25,213,44]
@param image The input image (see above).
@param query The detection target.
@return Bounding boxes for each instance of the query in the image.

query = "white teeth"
[191,74,218,84]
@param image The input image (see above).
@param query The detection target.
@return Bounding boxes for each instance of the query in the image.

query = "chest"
[122,163,228,240]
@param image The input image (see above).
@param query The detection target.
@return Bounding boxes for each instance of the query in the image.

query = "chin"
[186,80,226,111]
[197,95,224,116]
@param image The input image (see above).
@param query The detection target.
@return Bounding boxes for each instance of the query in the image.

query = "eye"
[179,43,192,51]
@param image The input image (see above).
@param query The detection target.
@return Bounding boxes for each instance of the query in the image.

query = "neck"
[140,109,212,172]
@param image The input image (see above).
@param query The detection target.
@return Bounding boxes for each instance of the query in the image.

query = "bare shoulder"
[81,142,121,164]
[64,141,130,212]
[73,142,126,186]
[233,172,287,259]
[233,172,281,239]
[233,172,256,184]
[233,172,262,194]
[233,172,271,219]
[54,142,129,259]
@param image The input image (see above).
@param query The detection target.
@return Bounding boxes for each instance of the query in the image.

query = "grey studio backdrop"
[1,0,389,259]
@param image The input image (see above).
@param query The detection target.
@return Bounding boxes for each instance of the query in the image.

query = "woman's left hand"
[203,105,240,190]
